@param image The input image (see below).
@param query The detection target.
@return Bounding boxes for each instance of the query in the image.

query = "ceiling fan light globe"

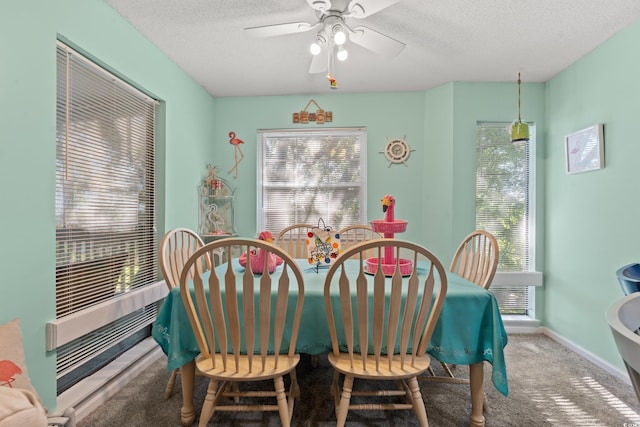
[310,42,322,55]
[337,46,348,61]
[333,29,347,45]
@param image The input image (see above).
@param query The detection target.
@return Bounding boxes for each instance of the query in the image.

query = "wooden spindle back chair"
[323,238,447,427]
[179,238,305,427]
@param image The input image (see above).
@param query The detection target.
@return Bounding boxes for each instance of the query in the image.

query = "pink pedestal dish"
[367,195,413,276]
[369,219,408,235]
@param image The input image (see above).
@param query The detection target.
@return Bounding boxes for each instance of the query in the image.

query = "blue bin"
[616,263,640,295]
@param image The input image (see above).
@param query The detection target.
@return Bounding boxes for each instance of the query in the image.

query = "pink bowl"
[365,258,413,276]
[370,219,408,234]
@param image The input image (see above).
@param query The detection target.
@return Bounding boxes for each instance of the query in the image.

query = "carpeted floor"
[78,334,640,426]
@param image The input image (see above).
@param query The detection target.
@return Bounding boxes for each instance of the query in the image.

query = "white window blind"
[257,128,367,233]
[55,41,157,391]
[476,122,535,315]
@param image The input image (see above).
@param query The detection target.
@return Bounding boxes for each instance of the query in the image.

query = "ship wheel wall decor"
[380,137,414,167]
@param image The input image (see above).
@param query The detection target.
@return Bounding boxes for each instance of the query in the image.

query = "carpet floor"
[78,334,640,426]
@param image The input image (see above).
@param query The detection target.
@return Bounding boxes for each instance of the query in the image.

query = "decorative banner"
[305,218,341,266]
[292,99,333,124]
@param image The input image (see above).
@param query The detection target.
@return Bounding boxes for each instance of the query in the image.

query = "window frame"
[53,40,159,393]
[257,127,367,234]
[475,121,542,318]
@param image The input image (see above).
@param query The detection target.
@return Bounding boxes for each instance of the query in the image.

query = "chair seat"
[196,354,300,381]
[328,353,431,380]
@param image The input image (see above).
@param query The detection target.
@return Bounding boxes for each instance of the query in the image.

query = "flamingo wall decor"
[227,131,244,178]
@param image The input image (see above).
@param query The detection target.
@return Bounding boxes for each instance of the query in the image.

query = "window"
[476,122,540,316]
[55,42,158,392]
[257,128,367,233]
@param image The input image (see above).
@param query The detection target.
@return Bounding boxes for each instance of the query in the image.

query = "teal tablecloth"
[152,259,509,396]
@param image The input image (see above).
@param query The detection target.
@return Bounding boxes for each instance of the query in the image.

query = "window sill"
[502,314,541,333]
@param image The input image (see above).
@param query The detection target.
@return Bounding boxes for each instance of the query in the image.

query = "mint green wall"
[423,84,454,257]
[0,0,216,409]
[545,19,640,368]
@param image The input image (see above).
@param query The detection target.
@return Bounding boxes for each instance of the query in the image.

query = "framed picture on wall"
[565,123,604,174]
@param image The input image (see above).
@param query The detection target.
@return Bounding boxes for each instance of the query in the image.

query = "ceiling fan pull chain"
[327,44,338,89]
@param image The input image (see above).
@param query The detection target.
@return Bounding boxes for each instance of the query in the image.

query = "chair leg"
[198,380,219,427]
[287,371,299,418]
[274,376,291,427]
[407,376,429,427]
[330,369,340,402]
[232,382,240,403]
[441,361,455,378]
[290,368,300,400]
[164,369,178,400]
[335,375,354,427]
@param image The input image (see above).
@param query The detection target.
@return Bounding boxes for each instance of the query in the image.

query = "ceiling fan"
[245,0,405,74]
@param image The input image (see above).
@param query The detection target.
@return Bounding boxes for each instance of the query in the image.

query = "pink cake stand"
[368,217,412,276]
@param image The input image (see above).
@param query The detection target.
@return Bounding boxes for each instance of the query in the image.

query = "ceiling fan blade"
[349,25,405,57]
[347,0,402,18]
[306,0,331,12]
[309,53,327,74]
[245,21,317,38]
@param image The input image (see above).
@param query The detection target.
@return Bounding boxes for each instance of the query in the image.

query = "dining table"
[152,258,509,427]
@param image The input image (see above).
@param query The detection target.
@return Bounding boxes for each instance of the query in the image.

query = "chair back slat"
[372,250,385,364]
[386,252,404,369]
[415,263,437,356]
[400,252,421,367]
[207,262,226,366]
[338,267,355,366]
[242,251,256,362]
[450,230,499,289]
[355,259,369,368]
[273,267,291,366]
[259,270,272,367]
[179,238,304,375]
[224,252,241,371]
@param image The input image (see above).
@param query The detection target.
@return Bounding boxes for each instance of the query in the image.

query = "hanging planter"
[510,72,530,143]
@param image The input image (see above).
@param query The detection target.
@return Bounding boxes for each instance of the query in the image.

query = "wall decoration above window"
[565,124,604,174]
[292,99,333,124]
[380,136,414,167]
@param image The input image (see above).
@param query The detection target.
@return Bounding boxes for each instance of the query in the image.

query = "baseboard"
[541,327,630,386]
[57,337,164,422]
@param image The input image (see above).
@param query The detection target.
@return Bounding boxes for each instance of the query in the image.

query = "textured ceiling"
[104,0,640,97]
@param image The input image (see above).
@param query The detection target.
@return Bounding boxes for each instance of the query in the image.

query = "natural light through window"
[526,376,640,425]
